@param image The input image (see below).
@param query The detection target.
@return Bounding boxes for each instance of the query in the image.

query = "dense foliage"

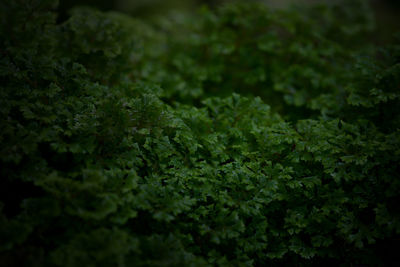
[1,0,399,266]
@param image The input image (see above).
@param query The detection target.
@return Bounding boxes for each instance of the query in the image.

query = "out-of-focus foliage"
[131,1,374,120]
[1,0,399,266]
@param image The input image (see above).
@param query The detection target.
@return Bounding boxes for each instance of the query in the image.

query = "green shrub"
[132,1,374,118]
[1,0,399,266]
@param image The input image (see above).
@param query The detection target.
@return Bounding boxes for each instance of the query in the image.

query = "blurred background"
[58,0,400,44]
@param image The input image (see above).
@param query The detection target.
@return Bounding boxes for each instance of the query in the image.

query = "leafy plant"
[1,0,399,266]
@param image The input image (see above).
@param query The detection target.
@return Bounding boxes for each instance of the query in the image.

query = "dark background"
[57,0,400,44]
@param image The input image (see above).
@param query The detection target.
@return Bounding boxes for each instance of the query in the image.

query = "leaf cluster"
[1,0,399,266]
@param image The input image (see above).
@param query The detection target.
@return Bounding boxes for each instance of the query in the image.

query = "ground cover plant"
[1,0,399,266]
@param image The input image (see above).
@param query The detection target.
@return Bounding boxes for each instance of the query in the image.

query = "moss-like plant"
[1,0,399,266]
